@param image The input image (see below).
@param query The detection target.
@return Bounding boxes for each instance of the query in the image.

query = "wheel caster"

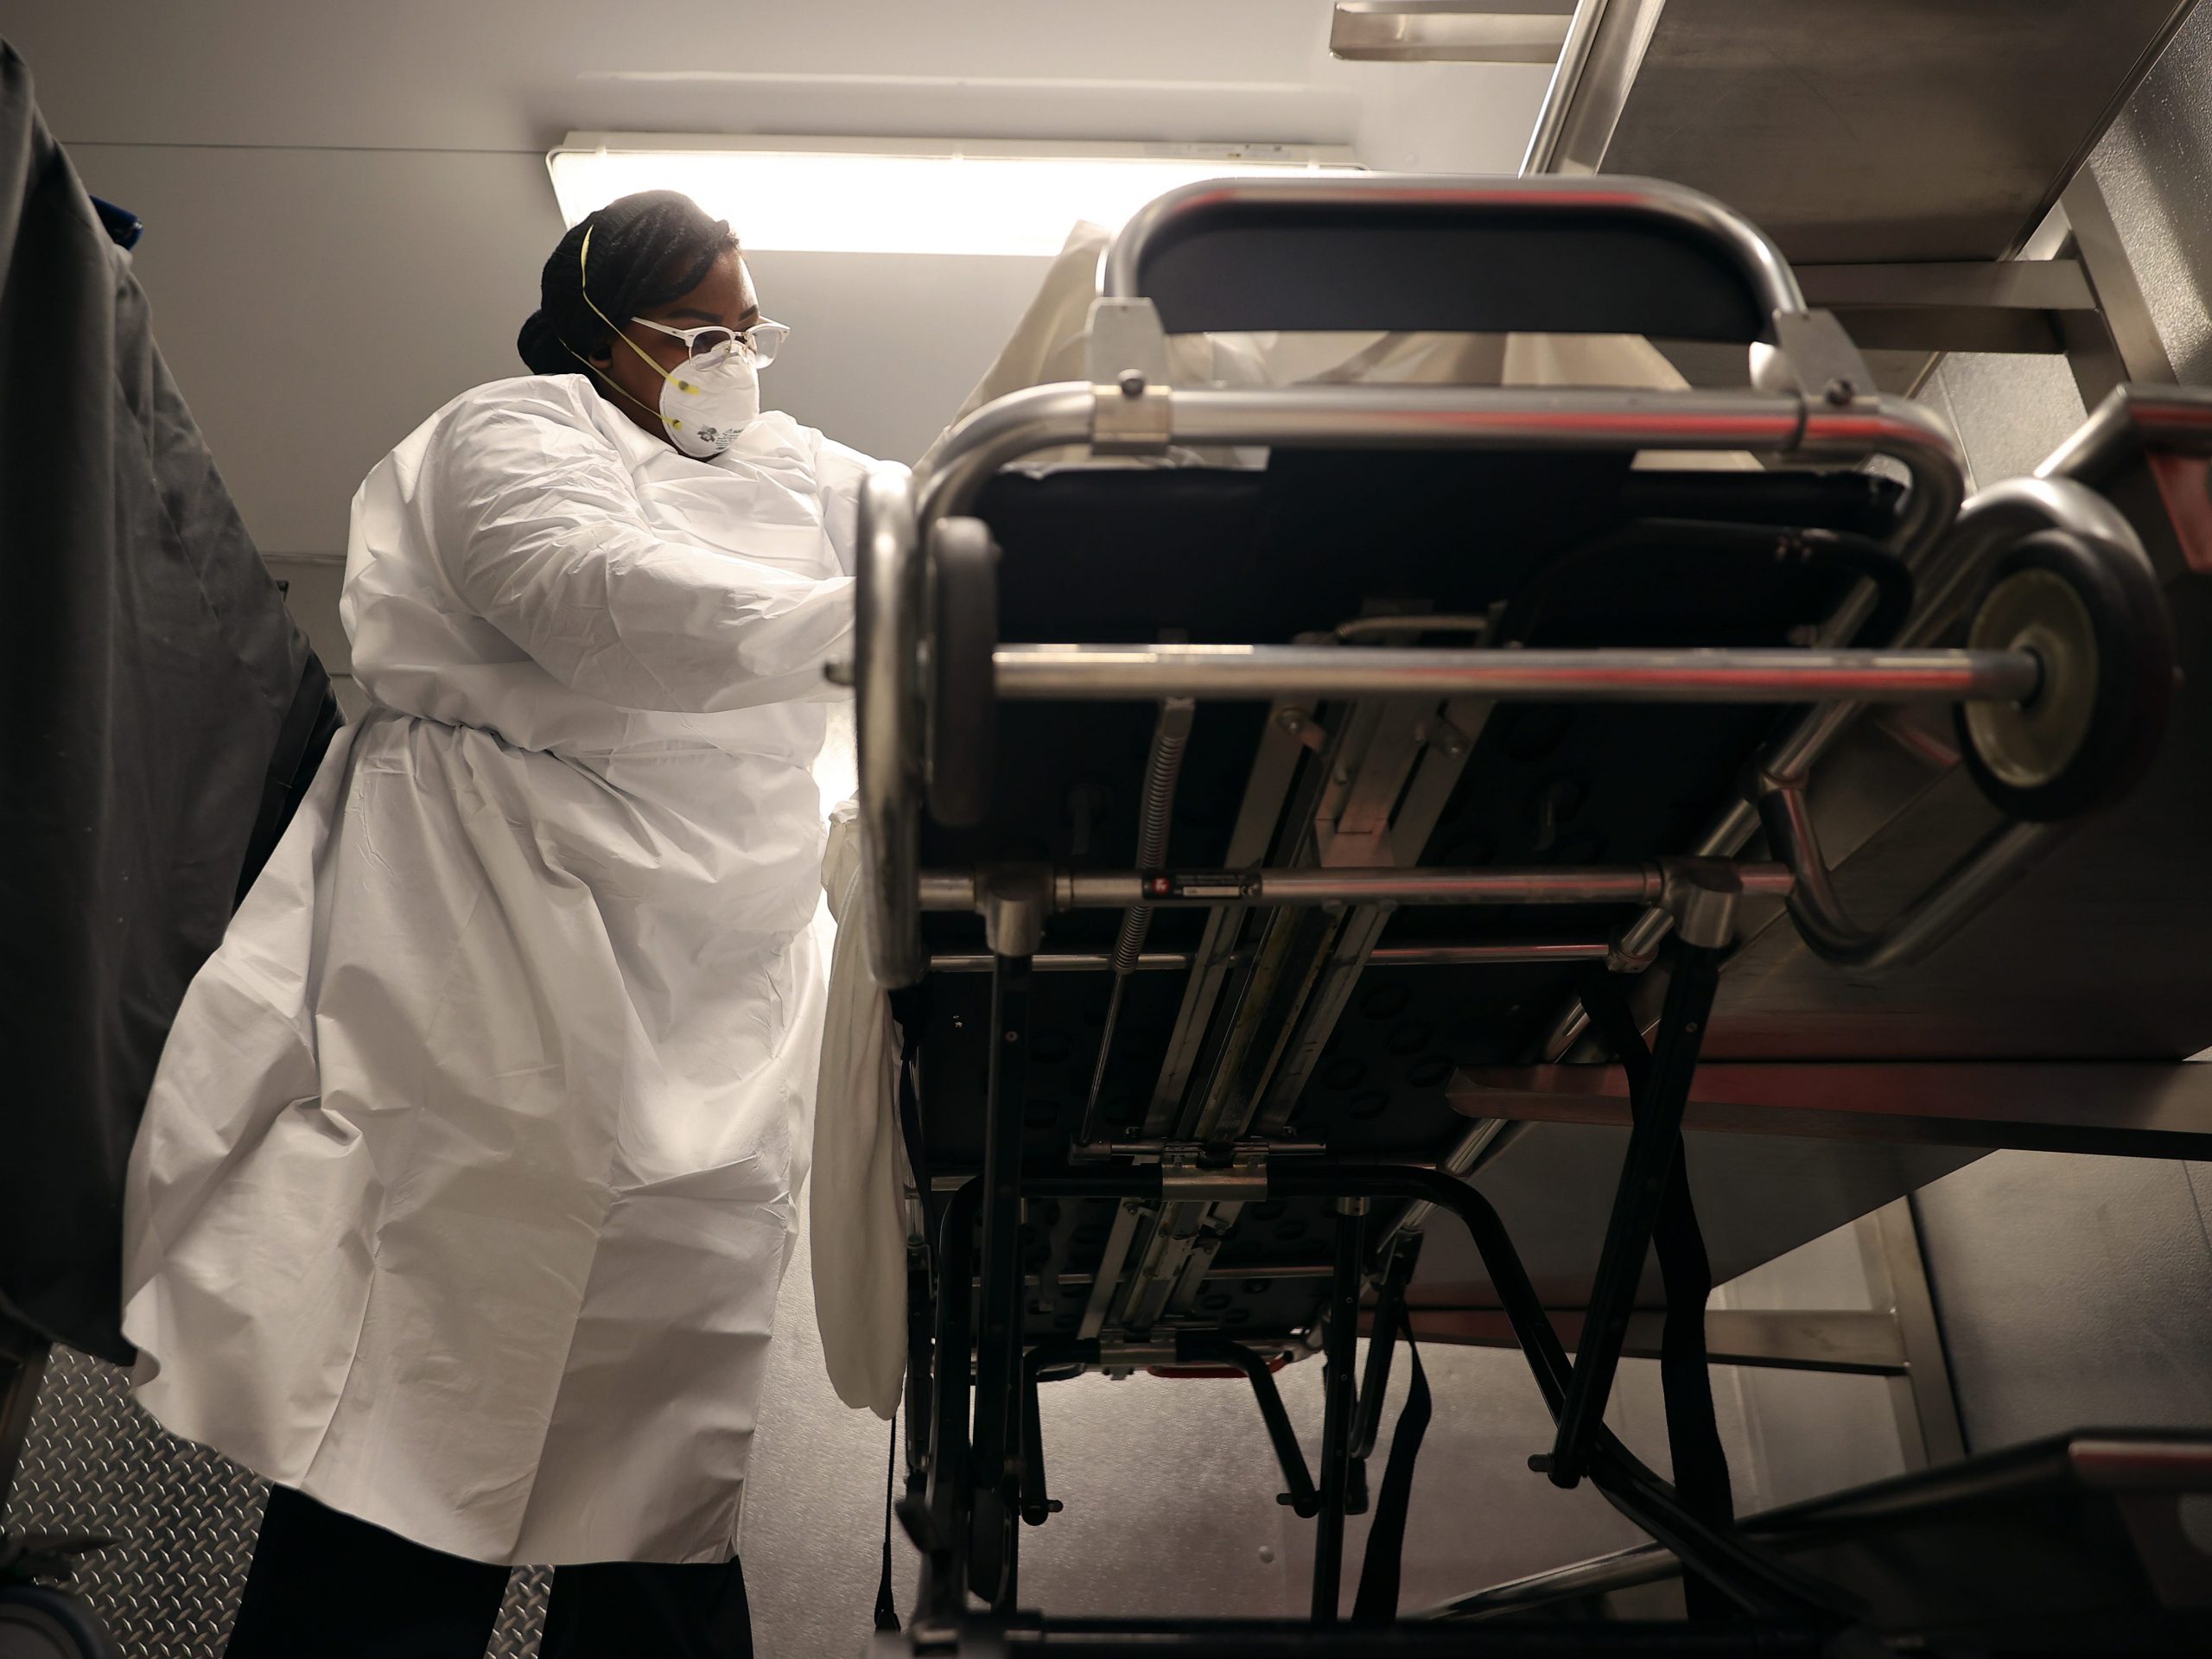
[1956,528,2176,822]
[0,1585,119,1659]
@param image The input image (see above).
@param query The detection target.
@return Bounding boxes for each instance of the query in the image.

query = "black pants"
[226,1484,753,1659]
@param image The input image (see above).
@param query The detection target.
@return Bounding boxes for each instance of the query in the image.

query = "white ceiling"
[10,3,1548,569]
[17,1,1380,150]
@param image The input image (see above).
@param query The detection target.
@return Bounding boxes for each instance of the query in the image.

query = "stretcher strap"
[1576,968,1736,1616]
[1351,1305,1430,1623]
[879,992,928,1633]
[875,1412,901,1632]
[888,986,933,1193]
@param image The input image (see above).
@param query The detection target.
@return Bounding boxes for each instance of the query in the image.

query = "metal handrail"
[1522,0,1616,175]
[918,383,1963,550]
[916,384,1091,526]
[922,942,1615,974]
[988,644,2037,704]
[916,863,1797,914]
[1756,787,2067,976]
[856,466,925,986]
[1102,172,1807,335]
[1796,397,1965,568]
[2037,382,2212,484]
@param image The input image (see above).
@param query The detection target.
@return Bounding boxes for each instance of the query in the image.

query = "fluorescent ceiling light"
[548,133,1363,257]
[1331,3,1575,64]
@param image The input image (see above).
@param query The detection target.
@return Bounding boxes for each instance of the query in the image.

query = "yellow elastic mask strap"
[569,225,705,434]
[563,340,667,426]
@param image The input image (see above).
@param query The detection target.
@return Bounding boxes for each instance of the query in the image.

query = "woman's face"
[589,247,761,445]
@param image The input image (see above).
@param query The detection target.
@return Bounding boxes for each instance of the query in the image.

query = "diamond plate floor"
[10,1346,546,1657]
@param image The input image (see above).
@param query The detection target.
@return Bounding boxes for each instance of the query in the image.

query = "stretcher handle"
[1104,174,1805,345]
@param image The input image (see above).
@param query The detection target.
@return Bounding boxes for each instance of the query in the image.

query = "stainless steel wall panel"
[2092,2,2212,384]
[1598,1,2196,264]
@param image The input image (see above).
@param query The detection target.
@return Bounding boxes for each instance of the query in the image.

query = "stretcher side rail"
[918,862,1797,913]
[912,383,1960,539]
[987,643,2039,702]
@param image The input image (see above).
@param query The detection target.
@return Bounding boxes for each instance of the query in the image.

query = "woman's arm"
[429,386,854,713]
[808,432,877,576]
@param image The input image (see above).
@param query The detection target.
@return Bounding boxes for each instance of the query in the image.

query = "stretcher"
[846,175,2199,1655]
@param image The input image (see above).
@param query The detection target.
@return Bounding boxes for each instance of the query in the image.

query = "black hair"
[516,189,737,377]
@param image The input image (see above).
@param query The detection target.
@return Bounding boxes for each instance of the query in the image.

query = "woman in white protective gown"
[119,189,870,1659]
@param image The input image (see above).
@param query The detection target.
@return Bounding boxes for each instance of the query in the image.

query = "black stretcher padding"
[1132,210,1772,343]
[927,518,1001,828]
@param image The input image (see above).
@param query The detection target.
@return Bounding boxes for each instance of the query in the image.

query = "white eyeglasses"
[629,315,791,369]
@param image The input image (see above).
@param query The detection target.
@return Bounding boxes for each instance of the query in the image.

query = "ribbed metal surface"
[495,1568,552,1656]
[2094,0,2212,385]
[10,1346,545,1657]
[11,1347,261,1658]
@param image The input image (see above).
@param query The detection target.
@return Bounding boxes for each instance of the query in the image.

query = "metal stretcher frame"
[858,158,2078,997]
[853,175,2178,1649]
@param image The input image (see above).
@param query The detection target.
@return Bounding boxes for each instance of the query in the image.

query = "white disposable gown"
[121,373,870,1566]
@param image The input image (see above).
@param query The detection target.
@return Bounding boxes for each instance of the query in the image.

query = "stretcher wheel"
[1955,528,2175,823]
[0,1586,120,1659]
[927,517,1001,828]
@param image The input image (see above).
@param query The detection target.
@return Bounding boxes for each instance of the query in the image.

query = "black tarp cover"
[0,43,340,1361]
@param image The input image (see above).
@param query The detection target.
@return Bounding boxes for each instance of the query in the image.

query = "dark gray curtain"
[0,42,340,1362]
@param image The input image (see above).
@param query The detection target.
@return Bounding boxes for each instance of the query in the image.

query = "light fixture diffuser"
[1331,2,1575,63]
[547,134,1363,257]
